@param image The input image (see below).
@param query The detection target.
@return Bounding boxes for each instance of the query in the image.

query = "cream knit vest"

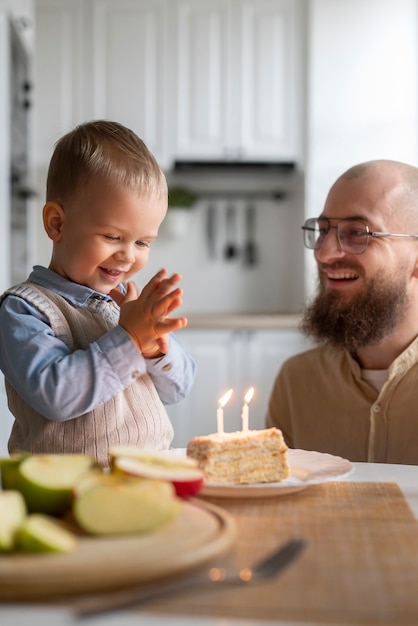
[2,282,174,467]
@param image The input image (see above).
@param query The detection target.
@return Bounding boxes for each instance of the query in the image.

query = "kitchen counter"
[183,313,302,330]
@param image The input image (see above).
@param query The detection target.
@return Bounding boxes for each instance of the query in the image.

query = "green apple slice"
[109,446,199,470]
[16,514,77,553]
[18,454,96,515]
[72,468,109,498]
[73,474,182,536]
[0,490,27,552]
[0,453,29,490]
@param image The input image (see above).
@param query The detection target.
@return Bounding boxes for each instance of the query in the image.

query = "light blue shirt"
[0,266,196,422]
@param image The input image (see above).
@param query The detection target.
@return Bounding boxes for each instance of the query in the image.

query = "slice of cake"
[186,427,289,485]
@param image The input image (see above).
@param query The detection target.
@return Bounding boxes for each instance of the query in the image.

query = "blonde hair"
[46,120,167,203]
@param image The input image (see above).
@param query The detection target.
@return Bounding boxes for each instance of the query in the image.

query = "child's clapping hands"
[111,269,188,358]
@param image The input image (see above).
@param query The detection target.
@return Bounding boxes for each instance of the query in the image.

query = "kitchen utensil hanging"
[206,202,217,259]
[243,203,258,266]
[224,204,239,260]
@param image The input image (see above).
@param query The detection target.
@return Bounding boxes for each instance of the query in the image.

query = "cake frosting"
[186,427,289,485]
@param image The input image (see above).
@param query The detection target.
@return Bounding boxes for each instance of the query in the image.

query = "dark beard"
[300,274,409,352]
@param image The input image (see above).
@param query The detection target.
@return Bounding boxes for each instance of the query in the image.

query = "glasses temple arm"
[369,232,418,239]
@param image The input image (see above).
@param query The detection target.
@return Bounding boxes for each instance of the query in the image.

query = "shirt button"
[162,363,172,371]
[372,404,381,413]
[132,370,141,379]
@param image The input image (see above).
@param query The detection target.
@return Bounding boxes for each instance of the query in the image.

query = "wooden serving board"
[0,499,235,601]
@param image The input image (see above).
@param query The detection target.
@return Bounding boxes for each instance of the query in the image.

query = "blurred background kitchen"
[0,0,417,452]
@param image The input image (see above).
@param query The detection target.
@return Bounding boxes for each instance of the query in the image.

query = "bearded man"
[266,159,418,463]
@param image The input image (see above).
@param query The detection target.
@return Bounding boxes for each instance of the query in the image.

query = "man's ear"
[43,202,65,241]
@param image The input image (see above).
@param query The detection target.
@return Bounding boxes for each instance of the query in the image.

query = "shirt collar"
[28,265,125,307]
[344,334,418,381]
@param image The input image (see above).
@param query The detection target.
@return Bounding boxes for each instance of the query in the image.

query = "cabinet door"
[245,330,312,431]
[176,0,303,161]
[166,330,238,447]
[176,0,232,159]
[35,0,85,165]
[89,0,171,167]
[166,328,311,447]
[239,0,302,160]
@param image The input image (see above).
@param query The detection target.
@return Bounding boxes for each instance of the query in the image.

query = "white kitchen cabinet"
[34,0,85,167]
[35,0,172,168]
[34,0,304,170]
[166,328,311,447]
[0,13,13,294]
[175,0,303,161]
[0,6,35,293]
[88,0,172,168]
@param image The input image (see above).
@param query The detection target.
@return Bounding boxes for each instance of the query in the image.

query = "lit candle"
[217,389,233,434]
[241,387,254,432]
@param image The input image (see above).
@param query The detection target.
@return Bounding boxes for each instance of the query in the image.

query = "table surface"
[2,461,418,626]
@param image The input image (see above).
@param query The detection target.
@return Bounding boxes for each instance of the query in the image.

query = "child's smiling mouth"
[99,267,124,279]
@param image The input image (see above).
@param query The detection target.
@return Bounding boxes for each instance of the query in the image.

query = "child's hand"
[110,269,188,358]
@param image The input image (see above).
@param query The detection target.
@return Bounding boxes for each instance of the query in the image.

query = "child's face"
[48,177,167,294]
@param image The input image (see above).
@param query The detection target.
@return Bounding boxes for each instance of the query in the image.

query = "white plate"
[198,448,354,498]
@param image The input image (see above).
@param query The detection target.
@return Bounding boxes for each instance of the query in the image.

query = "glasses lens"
[337,221,369,254]
[302,218,328,249]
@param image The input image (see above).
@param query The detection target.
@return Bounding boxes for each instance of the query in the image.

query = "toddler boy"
[0,120,195,467]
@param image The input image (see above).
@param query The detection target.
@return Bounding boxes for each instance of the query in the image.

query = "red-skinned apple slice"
[112,454,204,498]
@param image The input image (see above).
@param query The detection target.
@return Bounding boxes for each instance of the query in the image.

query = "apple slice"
[0,453,29,490]
[16,513,77,553]
[112,451,204,498]
[18,454,97,515]
[73,474,182,536]
[108,446,199,471]
[110,447,204,498]
[0,490,27,552]
[72,468,109,498]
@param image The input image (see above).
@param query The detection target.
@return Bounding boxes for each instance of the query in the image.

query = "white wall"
[304,0,418,296]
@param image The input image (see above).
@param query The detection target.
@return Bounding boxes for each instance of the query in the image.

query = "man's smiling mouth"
[327,271,359,280]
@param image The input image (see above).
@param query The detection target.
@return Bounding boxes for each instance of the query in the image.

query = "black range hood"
[174,160,296,173]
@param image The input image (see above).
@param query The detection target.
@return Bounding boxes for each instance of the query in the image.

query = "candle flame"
[244,387,254,404]
[218,388,233,408]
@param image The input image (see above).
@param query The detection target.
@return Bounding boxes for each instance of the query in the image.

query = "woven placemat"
[143,482,418,625]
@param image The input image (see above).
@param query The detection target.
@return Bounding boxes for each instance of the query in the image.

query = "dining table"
[2,459,418,626]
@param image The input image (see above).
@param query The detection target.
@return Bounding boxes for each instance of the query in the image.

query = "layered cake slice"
[186,427,289,485]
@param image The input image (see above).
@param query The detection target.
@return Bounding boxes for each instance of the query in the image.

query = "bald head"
[341,160,418,184]
[328,160,418,231]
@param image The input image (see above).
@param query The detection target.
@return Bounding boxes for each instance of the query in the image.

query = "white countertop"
[183,312,302,329]
[2,461,418,626]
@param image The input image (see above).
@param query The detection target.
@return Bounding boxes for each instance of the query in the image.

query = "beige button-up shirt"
[266,336,418,464]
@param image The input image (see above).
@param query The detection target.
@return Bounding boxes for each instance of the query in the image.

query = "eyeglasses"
[302,217,418,255]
